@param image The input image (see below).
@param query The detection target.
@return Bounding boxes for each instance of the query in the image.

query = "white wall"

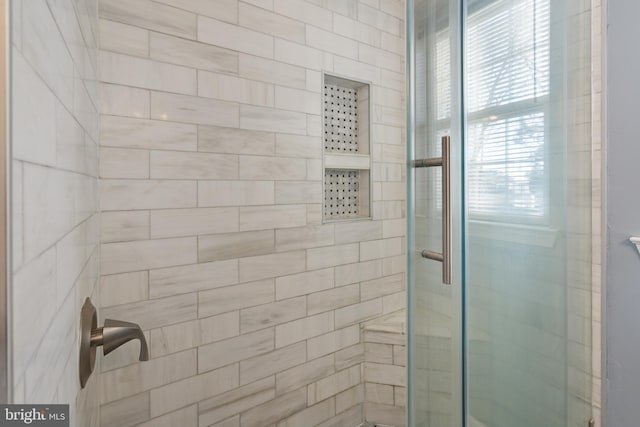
[10,0,100,425]
[605,0,640,426]
[96,1,406,426]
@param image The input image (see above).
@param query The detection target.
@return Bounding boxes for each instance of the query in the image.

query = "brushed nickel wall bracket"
[79,297,149,388]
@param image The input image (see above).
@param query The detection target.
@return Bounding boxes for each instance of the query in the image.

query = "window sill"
[468,220,558,248]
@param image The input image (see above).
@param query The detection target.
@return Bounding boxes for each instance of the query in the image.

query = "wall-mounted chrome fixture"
[79,298,148,388]
[630,237,640,256]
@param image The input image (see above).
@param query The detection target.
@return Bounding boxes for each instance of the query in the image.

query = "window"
[436,0,551,221]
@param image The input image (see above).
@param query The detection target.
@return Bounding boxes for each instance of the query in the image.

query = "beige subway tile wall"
[97,0,406,425]
[11,0,100,424]
[591,1,603,425]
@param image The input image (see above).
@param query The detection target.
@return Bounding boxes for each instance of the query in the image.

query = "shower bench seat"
[362,310,407,427]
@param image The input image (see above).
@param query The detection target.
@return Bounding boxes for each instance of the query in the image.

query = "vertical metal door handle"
[414,136,451,284]
[441,135,451,284]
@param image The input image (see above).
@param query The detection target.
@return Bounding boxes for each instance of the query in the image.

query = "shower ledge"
[363,310,406,335]
[630,237,640,254]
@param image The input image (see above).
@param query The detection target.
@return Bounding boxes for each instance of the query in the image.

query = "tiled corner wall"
[96,0,406,426]
[590,0,603,424]
[565,1,598,426]
[563,0,605,424]
[363,311,406,427]
[10,0,100,425]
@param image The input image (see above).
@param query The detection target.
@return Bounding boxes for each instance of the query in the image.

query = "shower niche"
[323,74,372,221]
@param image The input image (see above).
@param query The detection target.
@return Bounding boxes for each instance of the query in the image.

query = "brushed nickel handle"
[414,135,452,284]
[91,319,149,361]
[79,298,149,388]
[442,135,451,284]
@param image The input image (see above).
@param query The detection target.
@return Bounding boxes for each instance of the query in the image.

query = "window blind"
[467,0,550,220]
[434,0,551,220]
[466,0,550,112]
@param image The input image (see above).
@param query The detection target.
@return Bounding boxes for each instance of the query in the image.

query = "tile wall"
[96,0,406,426]
[10,0,100,425]
[590,0,603,424]
[566,0,603,425]
[363,311,406,427]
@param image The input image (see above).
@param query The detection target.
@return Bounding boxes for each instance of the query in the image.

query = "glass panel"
[408,0,463,425]
[464,1,593,426]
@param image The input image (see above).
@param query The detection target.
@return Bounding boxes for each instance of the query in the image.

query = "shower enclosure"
[407,0,595,426]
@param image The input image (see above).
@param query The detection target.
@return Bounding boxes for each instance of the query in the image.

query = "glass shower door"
[409,0,593,425]
[464,0,593,426]
[408,0,464,425]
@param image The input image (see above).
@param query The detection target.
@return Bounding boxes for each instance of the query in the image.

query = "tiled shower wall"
[96,0,406,426]
[10,0,100,425]
[590,0,603,424]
